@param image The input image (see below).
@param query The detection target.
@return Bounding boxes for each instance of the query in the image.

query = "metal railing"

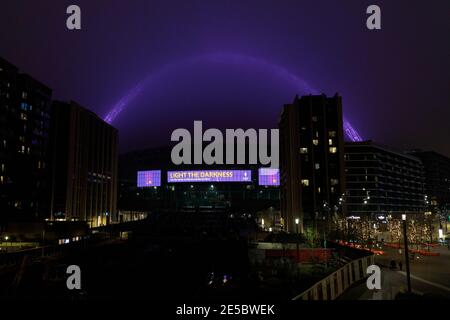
[292,254,374,300]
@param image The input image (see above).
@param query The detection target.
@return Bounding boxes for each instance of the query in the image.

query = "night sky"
[1,0,449,155]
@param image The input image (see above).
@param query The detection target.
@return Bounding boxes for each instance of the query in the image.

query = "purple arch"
[104,53,362,142]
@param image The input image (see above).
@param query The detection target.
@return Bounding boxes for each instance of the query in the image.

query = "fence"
[292,254,374,300]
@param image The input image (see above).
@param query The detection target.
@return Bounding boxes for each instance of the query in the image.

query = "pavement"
[339,245,450,300]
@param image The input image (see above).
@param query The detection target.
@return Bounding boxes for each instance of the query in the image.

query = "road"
[340,245,450,300]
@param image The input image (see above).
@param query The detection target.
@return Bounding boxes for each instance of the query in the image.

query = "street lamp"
[295,218,300,266]
[402,214,412,293]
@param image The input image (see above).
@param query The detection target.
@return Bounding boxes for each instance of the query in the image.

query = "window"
[331,179,339,186]
[22,92,27,99]
[0,176,3,184]
[300,147,308,154]
[329,147,337,153]
[301,179,309,186]
[20,113,27,120]
[317,187,321,193]
[1,164,4,172]
[315,163,320,170]
[312,116,317,122]
[329,139,333,146]
[313,139,319,146]
[329,131,336,137]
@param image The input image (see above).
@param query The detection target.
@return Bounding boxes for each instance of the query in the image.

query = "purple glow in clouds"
[104,53,362,142]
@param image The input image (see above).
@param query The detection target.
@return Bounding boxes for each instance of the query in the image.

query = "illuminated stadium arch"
[103,53,362,142]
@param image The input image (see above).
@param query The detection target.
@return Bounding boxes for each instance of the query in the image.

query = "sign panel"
[137,170,161,187]
[258,168,280,186]
[167,170,252,183]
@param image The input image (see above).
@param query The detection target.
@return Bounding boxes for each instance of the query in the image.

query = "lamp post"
[295,218,300,265]
[402,214,412,293]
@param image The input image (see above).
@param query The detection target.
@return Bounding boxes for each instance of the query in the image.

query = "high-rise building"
[345,141,425,217]
[409,151,450,212]
[279,94,346,233]
[50,101,118,227]
[0,57,52,223]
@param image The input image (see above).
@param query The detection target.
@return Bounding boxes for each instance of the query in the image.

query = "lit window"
[312,116,317,122]
[329,147,337,153]
[300,147,308,154]
[331,179,339,186]
[315,163,320,170]
[329,139,333,145]
[20,113,27,120]
[317,187,321,193]
[0,176,3,184]
[22,92,27,99]
[329,131,336,137]
[1,164,4,172]
[301,179,309,186]
[313,139,319,146]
